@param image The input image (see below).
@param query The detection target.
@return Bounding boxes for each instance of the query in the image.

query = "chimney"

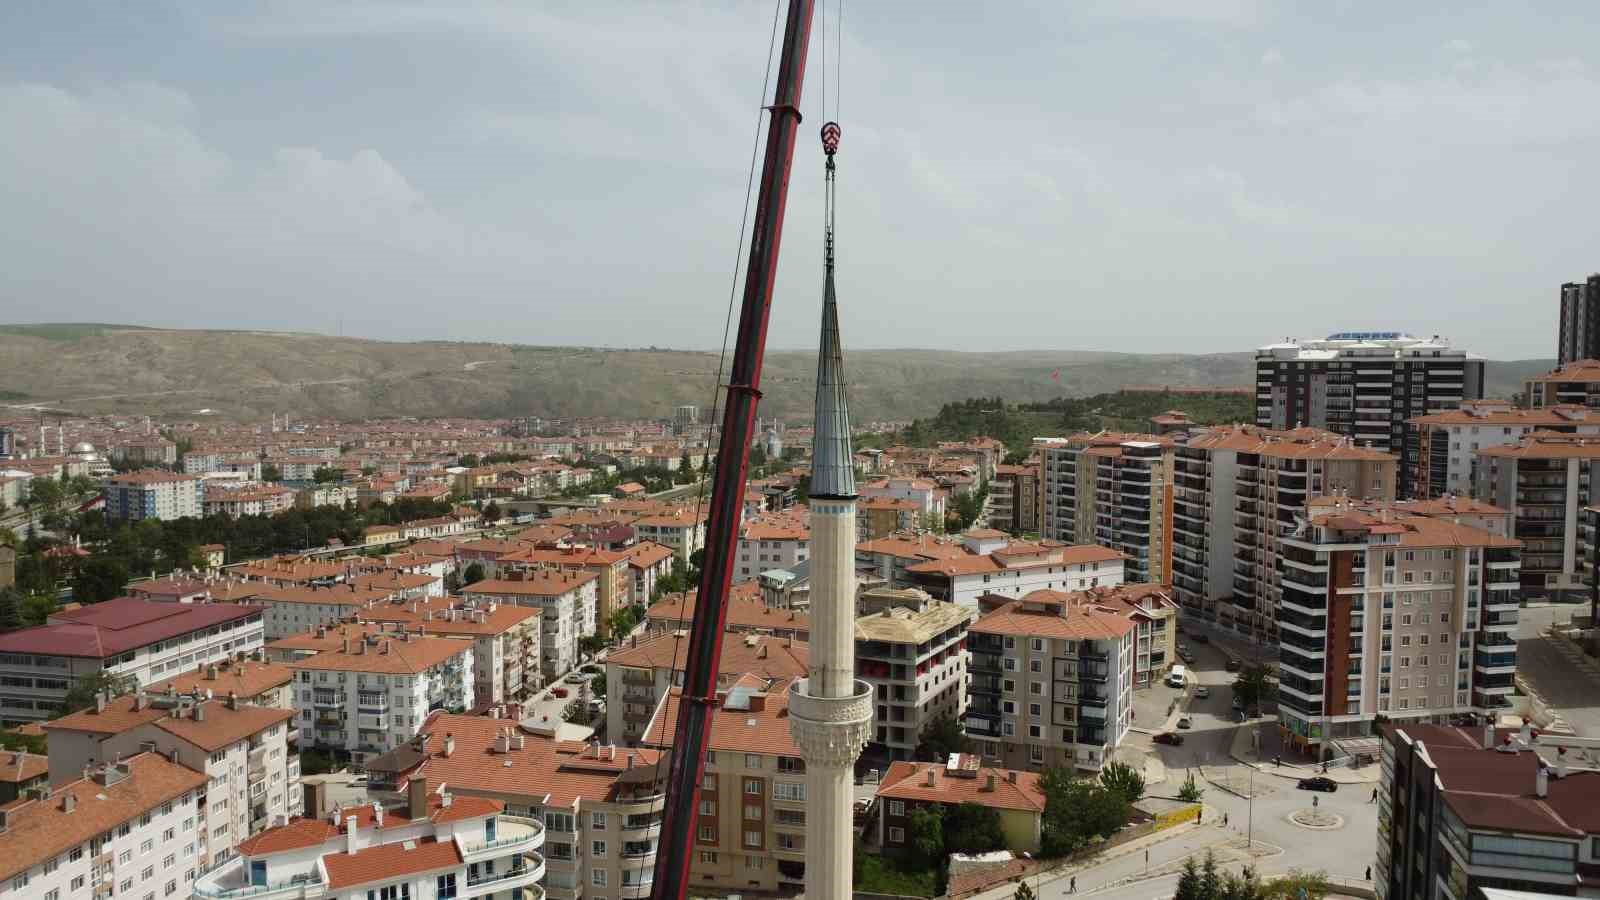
[133,693,148,712]
[345,816,359,854]
[1006,771,1017,784]
[226,691,238,710]
[94,691,107,714]
[984,773,996,791]
[496,729,511,754]
[206,664,218,680]
[444,733,455,758]
[925,769,936,787]
[1556,748,1569,779]
[193,703,205,722]
[372,801,384,828]
[1536,765,1550,798]
[62,792,76,813]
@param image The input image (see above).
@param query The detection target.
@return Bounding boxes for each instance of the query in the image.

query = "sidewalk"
[967,805,1227,900]
[1226,723,1379,785]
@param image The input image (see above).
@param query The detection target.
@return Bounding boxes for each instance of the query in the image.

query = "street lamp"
[1247,765,1255,849]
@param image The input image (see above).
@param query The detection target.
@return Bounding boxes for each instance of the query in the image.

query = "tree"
[1178,771,1206,802]
[313,466,344,484]
[482,501,503,523]
[74,557,130,603]
[908,804,945,867]
[1099,760,1147,804]
[458,455,481,468]
[943,802,1005,855]
[260,464,283,482]
[0,589,20,632]
[1175,857,1204,900]
[579,635,605,657]
[1264,870,1330,900]
[62,670,136,714]
[1232,663,1276,711]
[1014,880,1038,900]
[914,713,974,761]
[18,591,55,627]
[1221,866,1264,900]
[462,562,485,586]
[1199,851,1222,900]
[1039,767,1128,857]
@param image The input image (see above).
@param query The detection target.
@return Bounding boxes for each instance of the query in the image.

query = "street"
[1515,603,1600,736]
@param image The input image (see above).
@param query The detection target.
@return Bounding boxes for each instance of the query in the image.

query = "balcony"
[620,814,663,841]
[311,693,343,709]
[463,852,546,898]
[192,866,326,900]
[618,878,654,900]
[461,815,547,861]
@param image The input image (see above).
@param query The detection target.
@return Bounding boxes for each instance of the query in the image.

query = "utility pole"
[1247,765,1255,848]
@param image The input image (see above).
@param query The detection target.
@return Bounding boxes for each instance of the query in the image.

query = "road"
[1515,603,1600,736]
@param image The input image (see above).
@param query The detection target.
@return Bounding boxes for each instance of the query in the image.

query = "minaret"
[788,120,872,900]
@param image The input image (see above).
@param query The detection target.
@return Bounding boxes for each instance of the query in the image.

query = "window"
[1031,638,1044,652]
[699,800,715,816]
[887,800,905,817]
[889,827,906,843]
[1029,703,1042,718]
[743,778,762,796]
[142,866,155,882]
[700,852,719,864]
[744,754,762,769]
[591,840,607,858]
[1030,682,1044,695]
[592,870,608,887]
[773,782,805,802]
[590,812,607,830]
[1029,745,1044,762]
[120,850,134,865]
[702,774,717,791]
[72,876,86,892]
[163,828,175,842]
[12,874,28,890]
[743,806,761,821]
[163,854,175,871]
[141,838,154,854]
[744,830,761,847]
[165,880,178,897]
[44,858,58,875]
[436,874,457,900]
[698,825,716,842]
[70,847,84,863]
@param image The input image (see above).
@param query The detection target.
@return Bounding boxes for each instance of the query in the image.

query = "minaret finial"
[811,120,855,500]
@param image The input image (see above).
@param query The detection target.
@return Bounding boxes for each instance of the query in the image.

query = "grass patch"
[856,856,939,897]
[0,323,150,341]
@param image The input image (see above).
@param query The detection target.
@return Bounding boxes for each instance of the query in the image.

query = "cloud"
[1445,38,1474,53]
[1261,48,1284,66]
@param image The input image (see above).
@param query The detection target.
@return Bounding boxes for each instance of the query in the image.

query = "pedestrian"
[1223,812,1229,826]
[1365,867,1372,881]
[1371,787,1378,803]
[1071,876,1077,894]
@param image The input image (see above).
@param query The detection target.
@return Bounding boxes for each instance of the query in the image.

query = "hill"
[0,324,1553,423]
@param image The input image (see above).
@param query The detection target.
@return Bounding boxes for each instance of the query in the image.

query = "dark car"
[1224,658,1242,672]
[1153,731,1185,746]
[1193,634,1210,644]
[1297,776,1338,793]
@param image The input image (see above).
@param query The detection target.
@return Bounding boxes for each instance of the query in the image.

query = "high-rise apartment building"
[1171,426,1396,640]
[105,469,203,522]
[1255,333,1484,498]
[966,590,1135,773]
[1408,401,1600,499]
[674,405,699,434]
[990,463,1040,535]
[1038,433,1175,585]
[1524,359,1600,410]
[854,587,971,762]
[1557,274,1600,366]
[1274,498,1520,754]
[1475,431,1600,597]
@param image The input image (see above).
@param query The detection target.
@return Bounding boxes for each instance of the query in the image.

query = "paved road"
[1516,604,1600,736]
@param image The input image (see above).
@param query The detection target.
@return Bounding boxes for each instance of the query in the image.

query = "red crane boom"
[650,1,816,897]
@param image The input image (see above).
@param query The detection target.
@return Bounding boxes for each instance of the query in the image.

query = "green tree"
[1221,866,1264,900]
[1176,857,1204,900]
[62,670,137,714]
[313,466,343,484]
[1039,767,1128,857]
[943,802,1005,855]
[260,464,283,482]
[579,635,605,657]
[1178,771,1206,802]
[462,562,486,586]
[74,557,130,603]
[482,501,502,523]
[1014,879,1038,900]
[913,713,973,761]
[1232,663,1276,711]
[1099,760,1147,804]
[1199,851,1222,900]
[908,804,945,867]
[0,589,21,632]
[458,454,481,468]
[18,591,55,627]
[1264,870,1330,900]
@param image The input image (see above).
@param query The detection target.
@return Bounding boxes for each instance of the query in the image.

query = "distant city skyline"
[4,2,1599,359]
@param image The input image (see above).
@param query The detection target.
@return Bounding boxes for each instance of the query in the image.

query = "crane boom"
[650,1,816,897]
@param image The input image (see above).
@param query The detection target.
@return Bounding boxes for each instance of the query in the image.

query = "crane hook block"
[821,121,841,156]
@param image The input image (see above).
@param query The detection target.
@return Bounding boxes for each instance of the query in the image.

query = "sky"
[1,1,1596,359]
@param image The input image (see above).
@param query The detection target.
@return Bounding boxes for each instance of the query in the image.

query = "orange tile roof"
[323,837,463,889]
[1527,359,1600,383]
[356,596,539,636]
[642,678,801,758]
[250,583,395,607]
[268,621,389,654]
[1477,431,1600,459]
[0,753,206,883]
[0,751,47,785]
[147,659,293,699]
[1409,404,1596,426]
[1183,424,1394,461]
[878,759,1046,813]
[288,635,471,675]
[463,571,598,597]
[971,592,1137,640]
[646,590,807,633]
[1308,506,1521,549]
[621,541,675,569]
[608,632,807,679]
[44,694,293,752]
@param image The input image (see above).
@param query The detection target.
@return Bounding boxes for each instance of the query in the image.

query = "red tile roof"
[878,759,1046,813]
[0,598,262,658]
[323,837,463,889]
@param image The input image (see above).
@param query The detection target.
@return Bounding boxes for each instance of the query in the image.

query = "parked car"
[552,687,569,698]
[1178,644,1191,656]
[1225,658,1242,672]
[1179,649,1195,663]
[1297,776,1338,793]
[1195,686,1210,699]
[564,672,587,684]
[1153,731,1185,746]
[854,798,873,819]
[1177,716,1194,730]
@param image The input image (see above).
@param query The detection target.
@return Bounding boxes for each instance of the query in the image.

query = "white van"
[1166,665,1188,688]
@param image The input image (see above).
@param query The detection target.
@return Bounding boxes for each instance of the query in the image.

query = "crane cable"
[649,0,783,793]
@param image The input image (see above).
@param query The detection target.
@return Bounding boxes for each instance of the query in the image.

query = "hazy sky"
[1,2,1595,358]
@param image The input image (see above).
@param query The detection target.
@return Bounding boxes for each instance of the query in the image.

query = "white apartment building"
[630,511,706,561]
[968,591,1137,773]
[44,691,301,869]
[0,754,207,900]
[855,587,972,761]
[859,476,945,521]
[0,599,266,722]
[246,584,398,640]
[290,633,475,766]
[106,470,203,522]
[296,484,357,509]
[736,513,810,582]
[356,596,544,702]
[202,486,298,519]
[904,538,1126,614]
[464,572,598,681]
[1408,401,1600,499]
[193,779,542,900]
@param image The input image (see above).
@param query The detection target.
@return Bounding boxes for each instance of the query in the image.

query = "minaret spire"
[810,120,856,501]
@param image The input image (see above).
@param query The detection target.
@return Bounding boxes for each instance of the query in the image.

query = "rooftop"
[878,756,1046,813]
[45,693,294,752]
[642,677,801,758]
[0,598,263,659]
[287,634,471,675]
[463,570,600,597]
[608,631,807,679]
[971,590,1138,641]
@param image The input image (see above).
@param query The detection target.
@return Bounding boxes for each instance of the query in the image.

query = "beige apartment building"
[1038,433,1175,585]
[604,630,808,745]
[855,587,971,762]
[355,594,543,701]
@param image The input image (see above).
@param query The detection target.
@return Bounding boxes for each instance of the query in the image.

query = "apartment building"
[365,713,668,900]
[1476,432,1600,596]
[999,583,1178,689]
[620,541,676,605]
[0,750,47,803]
[630,509,706,561]
[643,677,811,894]
[855,533,974,585]
[645,588,810,642]
[1377,723,1600,900]
[147,654,294,708]
[735,513,810,583]
[1526,359,1600,410]
[106,470,202,522]
[876,756,1045,854]
[604,630,807,746]
[1409,401,1600,498]
[1274,499,1522,754]
[193,779,541,900]
[859,477,944,522]
[855,587,971,762]
[967,591,1135,772]
[905,538,1126,614]
[1255,333,1485,499]
[0,599,266,722]
[857,496,920,541]
[202,485,298,519]
[45,691,300,866]
[243,583,398,639]
[1558,274,1600,366]
[356,595,543,701]
[289,632,474,765]
[1038,433,1175,585]
[463,571,598,680]
[989,463,1040,536]
[0,754,206,900]
[501,546,630,638]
